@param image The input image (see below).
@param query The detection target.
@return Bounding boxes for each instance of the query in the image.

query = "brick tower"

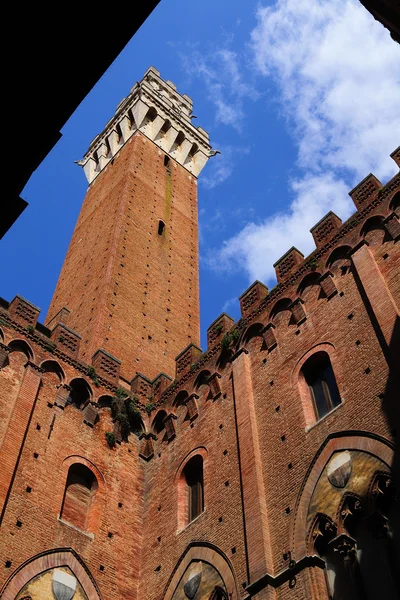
[46,67,211,380]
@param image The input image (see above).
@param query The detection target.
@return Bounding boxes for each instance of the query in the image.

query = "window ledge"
[58,517,94,539]
[305,399,345,433]
[176,508,206,535]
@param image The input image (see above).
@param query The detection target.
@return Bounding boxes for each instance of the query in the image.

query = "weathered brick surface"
[46,132,200,381]
[0,144,398,600]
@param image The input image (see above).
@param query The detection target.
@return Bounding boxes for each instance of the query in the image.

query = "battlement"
[0,150,398,458]
[78,66,212,183]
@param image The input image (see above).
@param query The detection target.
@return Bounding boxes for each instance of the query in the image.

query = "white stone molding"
[78,66,212,183]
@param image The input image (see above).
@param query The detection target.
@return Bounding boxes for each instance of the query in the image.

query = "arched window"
[184,455,204,522]
[301,352,341,420]
[60,464,98,532]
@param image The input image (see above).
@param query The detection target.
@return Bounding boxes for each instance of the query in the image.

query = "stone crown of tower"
[78,66,212,184]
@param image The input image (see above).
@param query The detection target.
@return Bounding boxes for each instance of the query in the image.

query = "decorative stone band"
[78,66,212,183]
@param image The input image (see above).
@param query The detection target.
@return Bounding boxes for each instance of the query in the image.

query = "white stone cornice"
[79,66,212,184]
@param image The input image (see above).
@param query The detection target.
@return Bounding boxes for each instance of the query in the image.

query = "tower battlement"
[79,66,212,184]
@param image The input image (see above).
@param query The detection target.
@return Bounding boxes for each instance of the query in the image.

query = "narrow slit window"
[158,220,166,236]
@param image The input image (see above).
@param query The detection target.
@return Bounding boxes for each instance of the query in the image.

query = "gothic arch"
[162,542,239,600]
[40,359,65,382]
[291,431,394,559]
[7,339,34,361]
[0,548,102,600]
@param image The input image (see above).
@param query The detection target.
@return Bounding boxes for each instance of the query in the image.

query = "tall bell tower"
[46,67,211,380]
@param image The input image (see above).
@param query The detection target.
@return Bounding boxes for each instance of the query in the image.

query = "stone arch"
[97,394,113,409]
[40,360,65,383]
[194,370,212,390]
[269,297,293,322]
[326,245,352,271]
[359,215,388,245]
[151,409,168,437]
[0,548,102,600]
[173,390,189,407]
[241,322,264,351]
[67,378,93,408]
[291,431,394,559]
[216,348,233,371]
[162,542,239,600]
[296,272,322,298]
[7,339,34,361]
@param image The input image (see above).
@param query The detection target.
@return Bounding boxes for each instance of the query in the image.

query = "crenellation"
[349,173,382,209]
[310,211,342,248]
[390,145,400,167]
[207,313,235,349]
[239,280,269,317]
[79,66,212,184]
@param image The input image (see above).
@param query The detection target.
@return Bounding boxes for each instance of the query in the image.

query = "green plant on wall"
[105,431,116,448]
[87,365,100,387]
[221,328,240,349]
[145,402,155,416]
[111,394,143,441]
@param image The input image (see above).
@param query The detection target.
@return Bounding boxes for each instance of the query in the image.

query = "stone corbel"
[262,323,277,351]
[83,402,99,427]
[290,298,307,325]
[207,372,222,400]
[54,384,72,409]
[318,271,338,299]
[329,533,357,563]
[184,393,199,421]
[163,413,177,441]
[139,432,157,461]
[384,212,400,240]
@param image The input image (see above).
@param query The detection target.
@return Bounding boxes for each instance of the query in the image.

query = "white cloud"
[210,173,350,282]
[210,0,400,283]
[181,46,258,131]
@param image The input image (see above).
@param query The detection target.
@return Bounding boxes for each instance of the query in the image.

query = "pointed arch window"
[301,351,341,420]
[184,455,204,522]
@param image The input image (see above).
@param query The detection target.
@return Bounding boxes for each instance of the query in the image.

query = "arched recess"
[151,409,168,441]
[269,297,293,327]
[67,378,92,408]
[359,215,388,245]
[194,370,212,401]
[40,360,65,383]
[173,390,190,422]
[59,456,105,534]
[240,322,264,353]
[8,339,34,361]
[163,542,239,600]
[291,431,394,560]
[326,245,352,273]
[0,548,102,600]
[297,272,322,303]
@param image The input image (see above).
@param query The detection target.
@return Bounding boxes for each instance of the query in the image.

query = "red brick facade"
[0,71,399,600]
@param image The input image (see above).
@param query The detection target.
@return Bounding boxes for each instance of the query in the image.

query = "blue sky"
[2,0,399,350]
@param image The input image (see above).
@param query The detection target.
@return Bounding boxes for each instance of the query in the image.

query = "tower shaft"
[46,67,211,380]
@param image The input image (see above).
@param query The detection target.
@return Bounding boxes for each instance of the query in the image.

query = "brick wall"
[46,131,200,381]
[0,166,398,599]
